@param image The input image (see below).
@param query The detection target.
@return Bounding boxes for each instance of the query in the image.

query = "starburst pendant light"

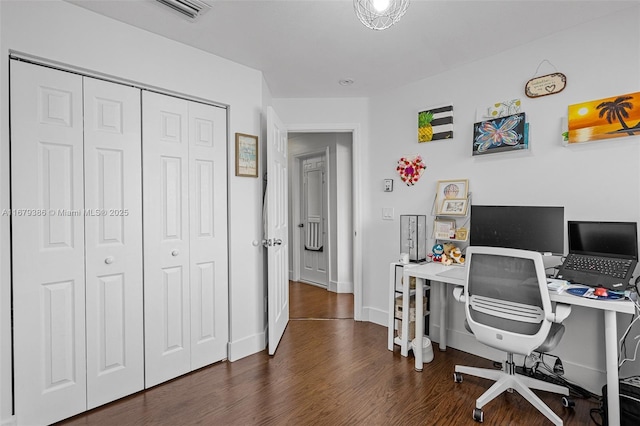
[354,0,410,31]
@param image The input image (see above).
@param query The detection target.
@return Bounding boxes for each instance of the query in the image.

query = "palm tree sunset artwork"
[568,92,640,143]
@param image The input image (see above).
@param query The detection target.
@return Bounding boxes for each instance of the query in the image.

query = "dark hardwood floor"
[58,281,599,425]
[289,280,354,319]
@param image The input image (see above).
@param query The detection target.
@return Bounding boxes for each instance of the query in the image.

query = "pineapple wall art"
[418,105,453,143]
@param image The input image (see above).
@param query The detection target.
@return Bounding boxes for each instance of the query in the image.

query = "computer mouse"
[594,287,608,297]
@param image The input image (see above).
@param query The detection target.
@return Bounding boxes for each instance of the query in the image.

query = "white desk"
[404,262,636,426]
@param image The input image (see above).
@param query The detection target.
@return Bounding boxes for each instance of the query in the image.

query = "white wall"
[275,7,640,392]
[0,1,8,424]
[0,1,265,421]
[363,7,640,391]
[335,134,354,291]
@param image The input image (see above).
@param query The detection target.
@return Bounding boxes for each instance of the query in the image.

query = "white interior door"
[267,107,289,355]
[83,77,144,408]
[300,156,328,286]
[10,60,87,425]
[188,101,228,369]
[143,91,191,387]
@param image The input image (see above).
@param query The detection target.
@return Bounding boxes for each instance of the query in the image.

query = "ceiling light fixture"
[353,0,410,31]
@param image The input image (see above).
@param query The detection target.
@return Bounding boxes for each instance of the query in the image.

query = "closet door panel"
[83,77,144,408]
[10,60,87,426]
[189,102,228,368]
[143,91,191,387]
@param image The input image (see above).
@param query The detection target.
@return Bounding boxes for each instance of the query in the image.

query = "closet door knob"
[105,256,114,264]
[171,249,179,256]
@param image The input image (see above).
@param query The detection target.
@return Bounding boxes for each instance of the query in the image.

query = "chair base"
[455,363,569,426]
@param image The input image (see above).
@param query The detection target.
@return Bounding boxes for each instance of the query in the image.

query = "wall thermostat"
[384,179,393,192]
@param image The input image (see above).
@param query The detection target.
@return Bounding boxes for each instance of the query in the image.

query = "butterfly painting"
[473,112,527,156]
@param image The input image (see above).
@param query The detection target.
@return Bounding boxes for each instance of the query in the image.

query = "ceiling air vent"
[155,0,211,20]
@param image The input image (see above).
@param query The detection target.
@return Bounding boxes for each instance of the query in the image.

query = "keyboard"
[563,254,632,279]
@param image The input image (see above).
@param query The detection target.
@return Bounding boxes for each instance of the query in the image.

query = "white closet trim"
[9,50,229,110]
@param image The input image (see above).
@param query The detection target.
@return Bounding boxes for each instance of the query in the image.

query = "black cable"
[618,298,640,368]
[531,352,600,400]
[545,262,564,278]
[590,407,604,426]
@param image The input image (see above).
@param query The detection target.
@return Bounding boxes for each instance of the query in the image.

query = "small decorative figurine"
[431,244,444,262]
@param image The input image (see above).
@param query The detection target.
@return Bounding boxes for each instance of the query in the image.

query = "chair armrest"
[453,286,466,303]
[547,303,572,323]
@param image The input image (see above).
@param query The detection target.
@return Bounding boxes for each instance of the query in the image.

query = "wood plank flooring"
[58,282,599,425]
[289,280,354,319]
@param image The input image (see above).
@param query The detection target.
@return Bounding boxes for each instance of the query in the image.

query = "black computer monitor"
[470,205,564,255]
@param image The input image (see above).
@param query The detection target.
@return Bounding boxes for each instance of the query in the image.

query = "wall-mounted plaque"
[525,72,566,98]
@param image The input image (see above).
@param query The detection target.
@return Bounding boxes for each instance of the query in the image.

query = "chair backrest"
[464,246,553,355]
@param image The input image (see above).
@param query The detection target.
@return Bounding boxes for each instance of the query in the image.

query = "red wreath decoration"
[396,155,426,186]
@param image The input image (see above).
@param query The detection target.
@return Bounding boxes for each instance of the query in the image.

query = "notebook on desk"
[555,221,638,290]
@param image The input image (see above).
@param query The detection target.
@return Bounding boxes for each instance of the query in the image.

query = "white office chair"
[453,246,573,425]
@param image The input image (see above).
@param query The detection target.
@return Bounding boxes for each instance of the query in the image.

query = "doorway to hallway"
[288,132,353,297]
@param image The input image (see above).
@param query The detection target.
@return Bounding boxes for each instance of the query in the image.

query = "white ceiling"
[67,0,638,98]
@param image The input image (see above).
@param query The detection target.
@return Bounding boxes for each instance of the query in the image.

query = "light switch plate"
[382,207,394,220]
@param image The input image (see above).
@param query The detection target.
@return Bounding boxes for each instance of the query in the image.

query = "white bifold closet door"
[83,77,144,408]
[142,91,228,388]
[10,60,144,425]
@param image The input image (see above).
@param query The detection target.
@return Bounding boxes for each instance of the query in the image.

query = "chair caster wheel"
[473,408,484,422]
[562,396,575,408]
[453,372,463,383]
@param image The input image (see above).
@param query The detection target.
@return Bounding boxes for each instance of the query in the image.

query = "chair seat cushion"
[464,320,565,354]
[536,322,564,353]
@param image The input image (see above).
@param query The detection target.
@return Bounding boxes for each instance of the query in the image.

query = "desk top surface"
[402,261,636,315]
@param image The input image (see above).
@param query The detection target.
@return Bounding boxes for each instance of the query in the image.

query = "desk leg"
[439,281,447,351]
[400,272,410,357]
[604,310,620,426]
[415,277,424,371]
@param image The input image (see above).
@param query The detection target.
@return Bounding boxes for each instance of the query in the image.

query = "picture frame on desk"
[434,219,456,239]
[455,227,468,241]
[435,179,468,212]
[440,198,468,216]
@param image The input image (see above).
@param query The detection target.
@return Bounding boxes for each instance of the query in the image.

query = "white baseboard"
[1,416,16,426]
[363,306,387,327]
[227,329,266,362]
[328,279,353,293]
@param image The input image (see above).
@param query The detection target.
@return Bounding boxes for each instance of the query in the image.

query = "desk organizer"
[400,214,427,262]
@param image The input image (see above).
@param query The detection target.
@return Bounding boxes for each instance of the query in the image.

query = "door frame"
[284,124,362,321]
[291,146,330,286]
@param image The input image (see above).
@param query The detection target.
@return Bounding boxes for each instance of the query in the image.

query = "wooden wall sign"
[525,72,566,98]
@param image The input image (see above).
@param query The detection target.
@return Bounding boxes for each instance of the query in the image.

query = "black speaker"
[602,376,640,426]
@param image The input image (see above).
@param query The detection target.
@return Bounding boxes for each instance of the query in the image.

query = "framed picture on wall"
[472,113,527,155]
[235,133,258,177]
